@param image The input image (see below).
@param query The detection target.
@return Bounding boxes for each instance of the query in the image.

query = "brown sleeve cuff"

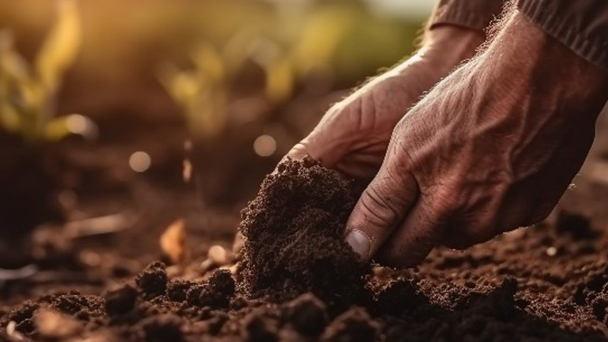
[517,0,608,73]
[429,0,506,32]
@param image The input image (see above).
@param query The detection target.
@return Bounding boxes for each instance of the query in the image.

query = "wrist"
[477,11,608,119]
[421,26,485,74]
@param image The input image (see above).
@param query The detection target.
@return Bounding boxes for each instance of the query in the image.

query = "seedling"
[158,34,295,140]
[0,0,95,142]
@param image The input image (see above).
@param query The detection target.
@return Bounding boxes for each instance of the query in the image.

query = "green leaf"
[191,42,225,83]
[35,0,82,92]
[0,31,32,84]
[0,102,21,133]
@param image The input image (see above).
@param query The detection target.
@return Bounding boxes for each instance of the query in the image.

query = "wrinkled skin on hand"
[288,26,485,180]
[345,11,608,267]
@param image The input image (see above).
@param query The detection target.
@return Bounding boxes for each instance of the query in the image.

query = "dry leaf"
[208,245,228,265]
[6,321,24,341]
[36,309,82,339]
[160,219,189,265]
[182,159,193,183]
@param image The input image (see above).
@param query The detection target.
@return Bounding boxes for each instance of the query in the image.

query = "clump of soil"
[321,306,378,342]
[136,261,168,299]
[238,157,369,305]
[105,284,138,316]
[281,293,328,337]
[185,269,235,308]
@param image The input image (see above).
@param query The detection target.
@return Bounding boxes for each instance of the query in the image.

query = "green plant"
[159,1,418,141]
[0,0,95,142]
[158,33,295,140]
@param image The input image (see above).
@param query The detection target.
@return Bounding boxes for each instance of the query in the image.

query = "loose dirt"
[2,158,608,341]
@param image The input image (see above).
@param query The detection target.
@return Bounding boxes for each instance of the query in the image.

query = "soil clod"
[321,307,377,342]
[185,269,235,308]
[136,262,168,300]
[282,293,328,337]
[105,284,138,316]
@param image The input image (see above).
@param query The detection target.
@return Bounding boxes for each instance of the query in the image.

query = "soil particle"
[185,269,235,308]
[244,311,279,342]
[206,312,229,335]
[239,157,369,305]
[556,211,599,241]
[5,302,39,334]
[374,278,427,316]
[105,284,138,316]
[281,293,328,337]
[139,314,185,342]
[321,307,377,342]
[136,261,168,300]
[47,291,104,320]
[166,280,194,302]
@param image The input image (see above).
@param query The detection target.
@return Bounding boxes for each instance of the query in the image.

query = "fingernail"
[345,230,371,259]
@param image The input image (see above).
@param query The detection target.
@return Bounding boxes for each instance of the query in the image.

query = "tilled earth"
[2,158,608,341]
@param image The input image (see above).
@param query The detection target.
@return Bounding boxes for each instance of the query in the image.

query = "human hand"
[345,11,608,266]
[287,26,484,180]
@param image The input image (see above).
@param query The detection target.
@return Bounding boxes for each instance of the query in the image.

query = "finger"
[285,120,354,167]
[377,198,447,267]
[344,143,419,260]
[285,141,311,161]
[274,139,319,176]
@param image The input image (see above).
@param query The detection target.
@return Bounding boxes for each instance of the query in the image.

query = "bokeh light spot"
[66,114,99,139]
[253,134,277,157]
[129,151,151,172]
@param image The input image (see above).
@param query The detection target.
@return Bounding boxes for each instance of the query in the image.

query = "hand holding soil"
[345,12,608,266]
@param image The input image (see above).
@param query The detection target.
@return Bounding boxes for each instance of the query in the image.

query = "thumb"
[285,141,311,161]
[285,128,350,168]
[344,144,419,260]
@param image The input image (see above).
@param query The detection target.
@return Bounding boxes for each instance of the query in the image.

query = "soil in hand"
[238,157,370,305]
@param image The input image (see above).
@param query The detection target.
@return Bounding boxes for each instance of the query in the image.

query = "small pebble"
[6,321,24,340]
[200,259,217,274]
[36,309,82,339]
[208,245,228,265]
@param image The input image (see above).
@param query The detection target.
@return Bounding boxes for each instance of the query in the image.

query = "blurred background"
[0,0,433,298]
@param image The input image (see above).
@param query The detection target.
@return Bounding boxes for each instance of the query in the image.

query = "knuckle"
[429,188,460,216]
[394,114,413,134]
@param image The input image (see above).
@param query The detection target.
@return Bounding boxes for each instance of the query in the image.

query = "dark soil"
[239,157,370,306]
[2,158,608,341]
[0,136,65,247]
